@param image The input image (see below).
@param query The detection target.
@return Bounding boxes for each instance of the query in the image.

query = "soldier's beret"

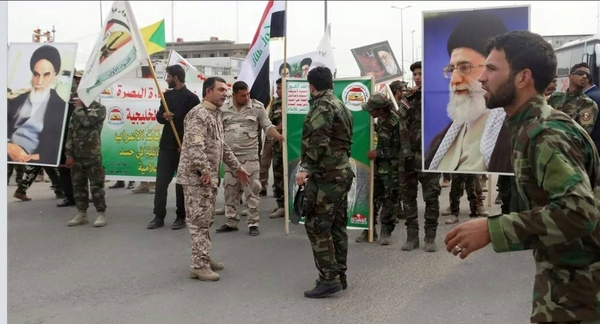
[30,45,61,74]
[447,11,508,57]
[361,93,391,112]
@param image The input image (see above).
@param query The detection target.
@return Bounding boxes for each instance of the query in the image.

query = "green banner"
[100,98,161,181]
[284,77,374,230]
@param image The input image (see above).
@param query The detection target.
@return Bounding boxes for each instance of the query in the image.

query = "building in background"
[543,34,593,49]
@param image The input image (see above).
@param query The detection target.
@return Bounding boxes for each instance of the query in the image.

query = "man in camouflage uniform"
[388,80,407,220]
[177,77,250,282]
[64,98,107,227]
[7,164,24,186]
[547,62,599,134]
[442,174,489,224]
[446,31,600,323]
[295,67,354,298]
[268,78,285,219]
[215,81,283,236]
[357,93,400,245]
[399,61,441,252]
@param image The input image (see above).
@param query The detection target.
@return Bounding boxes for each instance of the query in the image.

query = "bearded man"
[7,44,67,166]
[425,12,512,174]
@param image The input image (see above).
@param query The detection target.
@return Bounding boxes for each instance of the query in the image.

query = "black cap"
[446,11,508,57]
[30,45,61,74]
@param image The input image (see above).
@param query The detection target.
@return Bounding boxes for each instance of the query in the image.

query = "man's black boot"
[304,282,342,298]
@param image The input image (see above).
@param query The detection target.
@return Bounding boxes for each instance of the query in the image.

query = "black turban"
[30,45,61,74]
[447,11,509,57]
[300,57,312,67]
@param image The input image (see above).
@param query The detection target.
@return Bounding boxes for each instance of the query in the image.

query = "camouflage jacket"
[221,98,274,157]
[176,101,241,187]
[488,94,600,323]
[65,101,106,159]
[375,110,401,174]
[300,89,353,174]
[269,98,283,152]
[547,90,598,134]
[397,90,420,170]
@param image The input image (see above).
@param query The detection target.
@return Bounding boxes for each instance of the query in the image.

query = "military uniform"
[301,89,354,288]
[217,98,274,233]
[398,88,441,252]
[268,98,285,217]
[7,164,24,185]
[358,94,401,244]
[65,101,107,227]
[489,94,600,323]
[177,100,242,280]
[547,90,598,134]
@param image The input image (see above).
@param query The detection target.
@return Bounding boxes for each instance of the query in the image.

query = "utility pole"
[411,30,415,63]
[324,0,328,34]
[391,5,411,79]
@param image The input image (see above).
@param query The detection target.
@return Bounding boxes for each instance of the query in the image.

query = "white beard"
[447,81,487,124]
[29,88,50,106]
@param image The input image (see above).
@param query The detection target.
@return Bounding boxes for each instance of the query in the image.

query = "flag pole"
[283,0,290,235]
[145,57,182,149]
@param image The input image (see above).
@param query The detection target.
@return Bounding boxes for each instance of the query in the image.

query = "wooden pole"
[145,57,182,149]
[283,0,290,235]
[488,174,493,208]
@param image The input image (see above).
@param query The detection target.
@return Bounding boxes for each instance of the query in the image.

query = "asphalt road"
[7,175,534,324]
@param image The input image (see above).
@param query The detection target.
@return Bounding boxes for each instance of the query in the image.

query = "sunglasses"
[571,70,591,78]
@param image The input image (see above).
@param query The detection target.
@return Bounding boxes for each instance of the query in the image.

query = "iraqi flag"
[237,0,285,107]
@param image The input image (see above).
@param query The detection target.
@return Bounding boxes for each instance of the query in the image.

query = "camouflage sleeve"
[81,102,106,128]
[576,98,598,134]
[64,113,75,158]
[299,103,333,170]
[399,119,414,160]
[546,92,561,109]
[376,121,401,160]
[182,111,211,175]
[488,128,598,252]
[222,142,241,171]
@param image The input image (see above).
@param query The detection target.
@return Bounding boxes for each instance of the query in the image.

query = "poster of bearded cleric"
[7,42,78,167]
[422,6,529,175]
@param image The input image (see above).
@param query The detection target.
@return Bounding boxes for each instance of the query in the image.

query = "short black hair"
[389,80,404,94]
[202,76,227,98]
[232,81,249,93]
[166,65,186,83]
[485,31,556,94]
[276,78,282,85]
[306,67,333,91]
[570,62,590,74]
[410,61,421,72]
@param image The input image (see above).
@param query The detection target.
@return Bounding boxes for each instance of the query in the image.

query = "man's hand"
[236,168,250,186]
[163,112,174,121]
[65,156,75,169]
[367,150,377,160]
[200,174,211,185]
[7,143,31,162]
[275,133,285,143]
[444,218,491,259]
[296,171,308,186]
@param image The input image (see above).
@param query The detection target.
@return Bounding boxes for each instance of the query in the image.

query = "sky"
[7,1,600,77]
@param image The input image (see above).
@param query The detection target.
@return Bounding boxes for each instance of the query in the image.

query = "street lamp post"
[411,30,415,63]
[391,5,411,79]
[416,45,423,60]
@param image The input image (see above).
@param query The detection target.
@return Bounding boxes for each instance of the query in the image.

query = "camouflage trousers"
[7,164,24,184]
[448,174,481,215]
[224,155,261,228]
[272,145,284,209]
[183,185,218,270]
[400,171,441,236]
[373,171,400,231]
[72,156,106,212]
[259,137,273,190]
[304,168,354,285]
[16,165,62,195]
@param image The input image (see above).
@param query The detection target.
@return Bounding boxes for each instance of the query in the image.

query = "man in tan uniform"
[177,77,249,282]
[215,81,284,236]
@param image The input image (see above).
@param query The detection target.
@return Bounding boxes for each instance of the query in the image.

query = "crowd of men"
[7,26,600,322]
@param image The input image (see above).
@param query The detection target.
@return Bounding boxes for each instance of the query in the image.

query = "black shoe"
[147,219,164,229]
[126,181,135,189]
[57,199,75,207]
[55,192,66,199]
[171,218,186,230]
[304,283,342,298]
[249,227,259,236]
[316,277,347,290]
[216,224,238,233]
[109,181,125,189]
[260,189,267,196]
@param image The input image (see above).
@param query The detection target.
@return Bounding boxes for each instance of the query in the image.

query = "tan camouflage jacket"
[176,100,241,187]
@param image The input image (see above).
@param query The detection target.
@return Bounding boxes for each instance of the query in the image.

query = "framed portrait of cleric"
[351,41,402,83]
[421,6,530,175]
[7,42,78,167]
